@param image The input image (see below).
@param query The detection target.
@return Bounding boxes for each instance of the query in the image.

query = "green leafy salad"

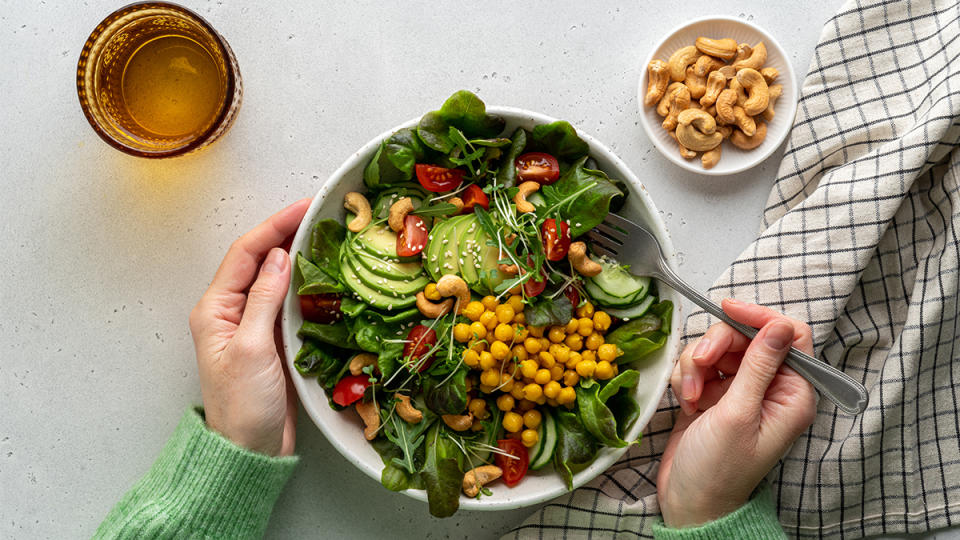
[293,91,672,517]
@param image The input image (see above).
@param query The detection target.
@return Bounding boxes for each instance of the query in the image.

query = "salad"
[293,91,672,517]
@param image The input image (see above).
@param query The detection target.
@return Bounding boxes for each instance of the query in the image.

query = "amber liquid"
[121,35,224,138]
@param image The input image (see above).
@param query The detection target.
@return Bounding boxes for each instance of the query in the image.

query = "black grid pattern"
[505,1,960,537]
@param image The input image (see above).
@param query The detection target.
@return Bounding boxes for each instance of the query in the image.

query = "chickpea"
[520,359,538,379]
[534,368,552,385]
[494,323,514,342]
[497,394,515,412]
[481,295,499,311]
[543,380,562,399]
[548,326,566,343]
[464,301,485,321]
[528,325,545,338]
[508,294,524,313]
[523,383,544,401]
[585,333,603,351]
[566,351,582,369]
[479,351,497,371]
[462,349,480,368]
[490,341,510,361]
[495,304,515,324]
[521,428,539,447]
[503,411,523,433]
[597,343,619,362]
[565,318,579,334]
[539,337,551,351]
[513,312,526,325]
[524,337,543,354]
[550,364,564,381]
[581,350,597,364]
[468,398,487,418]
[538,351,556,369]
[499,373,515,392]
[480,310,498,330]
[549,344,570,364]
[453,323,472,343]
[577,318,594,336]
[523,409,542,429]
[557,386,577,405]
[563,370,580,387]
[517,399,536,412]
[595,361,615,380]
[512,345,529,362]
[564,333,583,351]
[469,321,487,340]
[510,384,525,400]
[576,302,595,318]
[593,311,612,332]
[576,359,597,377]
[481,369,500,387]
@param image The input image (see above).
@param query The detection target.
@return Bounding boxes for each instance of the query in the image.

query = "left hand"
[189,198,312,457]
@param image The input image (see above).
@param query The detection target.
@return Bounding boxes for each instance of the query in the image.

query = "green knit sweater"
[95,408,784,539]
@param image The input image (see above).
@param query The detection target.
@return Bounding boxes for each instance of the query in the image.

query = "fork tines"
[585,214,634,258]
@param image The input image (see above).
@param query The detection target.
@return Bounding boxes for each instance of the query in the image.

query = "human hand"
[656,299,817,528]
[189,199,312,457]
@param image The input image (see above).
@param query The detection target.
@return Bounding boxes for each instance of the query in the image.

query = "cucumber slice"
[603,295,655,320]
[589,260,650,300]
[584,279,638,307]
[529,409,558,470]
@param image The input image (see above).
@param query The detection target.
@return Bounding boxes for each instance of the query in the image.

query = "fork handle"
[656,267,869,415]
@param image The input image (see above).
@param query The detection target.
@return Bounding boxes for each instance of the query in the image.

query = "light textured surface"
[0,1,841,538]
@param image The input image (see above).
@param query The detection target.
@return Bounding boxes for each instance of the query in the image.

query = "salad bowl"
[281,103,683,512]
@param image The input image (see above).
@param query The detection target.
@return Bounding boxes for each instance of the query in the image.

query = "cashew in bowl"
[667,45,699,81]
[394,394,422,424]
[436,274,470,314]
[715,89,738,125]
[568,242,602,277]
[731,122,768,150]
[763,84,782,122]
[442,413,474,431]
[676,109,722,152]
[736,68,770,116]
[463,465,503,497]
[731,106,756,137]
[416,290,454,318]
[761,67,779,84]
[514,181,540,213]
[356,400,380,440]
[700,71,726,108]
[657,82,685,117]
[387,197,414,233]
[349,352,377,376]
[661,84,691,131]
[701,145,722,169]
[645,59,670,106]
[344,192,372,233]
[695,36,738,60]
[732,41,767,71]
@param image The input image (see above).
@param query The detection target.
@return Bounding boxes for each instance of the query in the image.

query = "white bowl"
[638,16,798,176]
[281,106,683,512]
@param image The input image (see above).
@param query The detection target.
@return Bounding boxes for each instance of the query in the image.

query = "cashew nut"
[355,400,379,441]
[732,106,756,137]
[676,109,722,152]
[656,82,685,117]
[717,65,737,80]
[683,65,705,100]
[705,104,717,117]
[715,89,738,125]
[386,197,414,233]
[734,43,752,63]
[462,465,503,497]
[730,122,767,150]
[498,263,519,275]
[416,291,454,318]
[667,45,699,82]
[668,130,697,159]
[514,181,540,213]
[701,144,722,170]
[695,37,738,60]
[644,59,670,106]
[717,124,733,139]
[344,192,372,233]
[349,352,377,376]
[568,241,602,277]
[760,67,779,84]
[729,78,747,107]
[449,196,464,213]
[699,70,726,107]
[442,412,474,431]
[394,394,422,424]
[436,274,470,314]
[661,84,691,131]
[736,68,769,116]
[762,84,782,122]
[732,41,767,71]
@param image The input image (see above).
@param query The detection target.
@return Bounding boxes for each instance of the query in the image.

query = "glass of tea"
[77,2,242,158]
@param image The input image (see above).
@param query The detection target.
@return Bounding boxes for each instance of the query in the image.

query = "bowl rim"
[281,105,683,511]
[637,14,798,176]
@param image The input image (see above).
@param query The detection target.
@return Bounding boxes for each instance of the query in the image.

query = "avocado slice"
[459,217,485,291]
[424,215,467,281]
[346,248,429,296]
[355,225,418,262]
[353,248,424,280]
[340,253,417,311]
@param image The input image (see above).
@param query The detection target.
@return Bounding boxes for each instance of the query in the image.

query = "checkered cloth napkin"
[505,1,960,538]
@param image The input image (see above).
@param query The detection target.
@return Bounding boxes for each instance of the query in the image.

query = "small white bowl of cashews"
[638,16,798,175]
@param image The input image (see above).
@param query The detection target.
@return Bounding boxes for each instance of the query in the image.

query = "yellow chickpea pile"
[449,293,622,448]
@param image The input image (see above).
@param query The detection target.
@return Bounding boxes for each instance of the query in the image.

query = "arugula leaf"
[417,91,505,153]
[494,128,527,188]
[382,404,435,474]
[540,157,624,237]
[423,367,468,415]
[412,202,460,218]
[605,301,673,363]
[296,253,343,294]
[423,424,465,518]
[310,219,346,279]
[524,294,574,327]
[530,121,590,161]
[553,410,598,490]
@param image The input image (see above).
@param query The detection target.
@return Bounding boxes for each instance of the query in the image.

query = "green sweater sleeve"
[652,484,786,540]
[94,408,298,539]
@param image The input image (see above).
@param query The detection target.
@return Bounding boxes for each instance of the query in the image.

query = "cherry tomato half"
[416,164,465,192]
[541,218,571,261]
[495,439,530,487]
[522,269,547,298]
[516,152,560,185]
[563,285,580,308]
[403,325,438,372]
[460,184,489,213]
[331,374,371,407]
[397,215,428,257]
[299,293,342,323]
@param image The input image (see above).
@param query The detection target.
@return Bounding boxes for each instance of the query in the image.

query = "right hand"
[656,300,817,528]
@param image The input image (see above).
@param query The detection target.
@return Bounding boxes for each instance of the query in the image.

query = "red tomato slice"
[299,294,342,323]
[403,325,438,372]
[541,219,571,261]
[516,152,560,185]
[397,215,428,257]
[331,374,371,407]
[460,184,489,213]
[495,439,529,486]
[415,164,465,192]
[523,269,547,298]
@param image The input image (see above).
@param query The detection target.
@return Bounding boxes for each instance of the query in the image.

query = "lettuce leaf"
[540,157,624,237]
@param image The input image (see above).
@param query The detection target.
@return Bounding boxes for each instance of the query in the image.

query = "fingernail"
[681,375,696,400]
[263,248,286,274]
[764,321,793,350]
[680,399,695,415]
[692,338,711,360]
[725,297,741,305]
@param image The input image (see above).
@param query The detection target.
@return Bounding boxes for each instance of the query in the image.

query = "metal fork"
[585,213,869,415]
